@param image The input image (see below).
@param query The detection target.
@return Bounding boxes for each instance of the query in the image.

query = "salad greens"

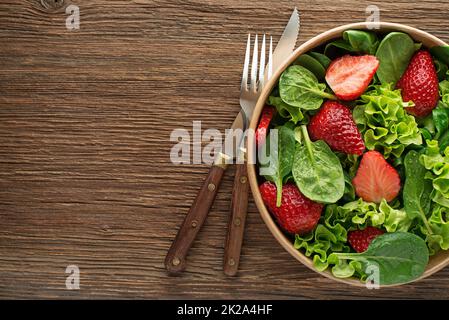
[328,232,429,285]
[279,65,336,110]
[259,29,449,285]
[353,83,422,158]
[324,30,378,57]
[293,54,326,80]
[259,123,296,207]
[292,126,345,203]
[375,32,416,85]
[403,150,433,234]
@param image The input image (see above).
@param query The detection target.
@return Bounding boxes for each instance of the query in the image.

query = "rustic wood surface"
[1,0,449,299]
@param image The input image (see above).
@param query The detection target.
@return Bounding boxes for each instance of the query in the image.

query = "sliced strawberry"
[256,106,276,146]
[308,100,365,155]
[396,50,439,117]
[352,151,401,203]
[348,226,385,253]
[325,55,379,101]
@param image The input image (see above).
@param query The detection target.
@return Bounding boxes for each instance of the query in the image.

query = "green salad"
[256,29,449,285]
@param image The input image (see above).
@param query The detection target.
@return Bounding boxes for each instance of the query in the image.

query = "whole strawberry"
[259,181,323,235]
[256,106,276,146]
[396,50,439,117]
[348,226,385,253]
[308,100,365,155]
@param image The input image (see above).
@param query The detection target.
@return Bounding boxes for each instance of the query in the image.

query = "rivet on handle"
[234,218,241,226]
[191,220,198,228]
[228,258,235,266]
[172,257,181,266]
[240,176,247,184]
[208,183,216,191]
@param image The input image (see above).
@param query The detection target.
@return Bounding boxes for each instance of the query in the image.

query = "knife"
[165,8,300,274]
[223,8,300,276]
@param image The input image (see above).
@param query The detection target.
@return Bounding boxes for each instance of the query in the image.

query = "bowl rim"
[247,21,449,287]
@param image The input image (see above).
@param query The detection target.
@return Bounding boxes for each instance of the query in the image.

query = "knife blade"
[223,8,300,276]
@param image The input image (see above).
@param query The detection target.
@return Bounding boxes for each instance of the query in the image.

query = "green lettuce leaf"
[423,204,449,254]
[353,83,422,159]
[294,199,412,279]
[420,140,449,207]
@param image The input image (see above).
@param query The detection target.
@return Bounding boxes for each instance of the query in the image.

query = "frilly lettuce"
[440,80,449,106]
[294,199,412,279]
[420,140,449,207]
[353,83,422,158]
[424,204,449,254]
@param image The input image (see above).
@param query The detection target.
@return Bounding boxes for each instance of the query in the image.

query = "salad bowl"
[247,22,449,287]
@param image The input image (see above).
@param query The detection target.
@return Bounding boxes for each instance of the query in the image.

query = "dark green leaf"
[294,54,326,80]
[403,150,433,235]
[329,232,429,285]
[342,30,379,54]
[292,126,344,203]
[430,45,449,65]
[309,52,331,69]
[279,65,336,110]
[259,124,296,206]
[375,32,416,85]
[434,60,448,81]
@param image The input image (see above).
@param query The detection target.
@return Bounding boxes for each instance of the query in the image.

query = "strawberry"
[259,181,323,235]
[325,55,379,100]
[396,50,439,117]
[256,106,276,146]
[348,226,385,253]
[352,151,401,203]
[308,100,365,155]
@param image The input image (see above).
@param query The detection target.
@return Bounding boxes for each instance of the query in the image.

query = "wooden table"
[1,0,449,299]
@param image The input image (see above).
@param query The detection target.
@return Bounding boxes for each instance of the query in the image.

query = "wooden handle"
[223,163,249,276]
[165,165,226,273]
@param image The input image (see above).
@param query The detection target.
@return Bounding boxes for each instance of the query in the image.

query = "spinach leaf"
[309,52,331,69]
[259,123,296,206]
[439,130,449,152]
[434,60,448,81]
[375,32,416,85]
[328,232,429,285]
[324,30,378,57]
[279,65,336,110]
[292,125,344,203]
[268,95,305,124]
[403,150,433,234]
[430,45,449,65]
[342,30,379,54]
[294,54,326,80]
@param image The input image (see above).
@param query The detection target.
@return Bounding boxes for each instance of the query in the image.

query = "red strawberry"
[308,100,365,155]
[352,151,401,203]
[396,50,439,117]
[348,226,385,253]
[256,106,276,146]
[325,55,379,100]
[259,182,323,235]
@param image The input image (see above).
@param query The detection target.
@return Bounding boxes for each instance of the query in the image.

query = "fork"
[223,34,273,276]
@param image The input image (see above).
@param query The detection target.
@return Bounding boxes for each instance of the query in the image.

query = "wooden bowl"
[247,22,449,287]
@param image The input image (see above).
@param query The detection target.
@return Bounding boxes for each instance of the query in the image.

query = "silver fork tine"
[241,34,251,91]
[258,34,266,90]
[250,34,258,92]
[267,36,273,81]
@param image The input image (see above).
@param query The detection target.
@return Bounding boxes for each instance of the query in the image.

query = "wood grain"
[1,0,449,299]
